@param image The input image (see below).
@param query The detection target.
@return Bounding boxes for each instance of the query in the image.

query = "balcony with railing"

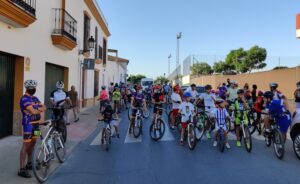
[51,8,77,50]
[0,0,36,27]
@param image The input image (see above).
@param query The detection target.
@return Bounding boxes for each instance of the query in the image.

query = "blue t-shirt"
[218,86,227,98]
[266,100,286,116]
[164,85,170,93]
[20,95,41,125]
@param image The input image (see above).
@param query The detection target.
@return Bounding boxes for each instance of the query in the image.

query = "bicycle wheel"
[32,144,51,183]
[150,119,165,141]
[195,115,205,141]
[104,129,110,151]
[53,135,66,163]
[128,107,131,121]
[187,124,196,150]
[168,111,172,128]
[57,120,67,143]
[133,119,142,138]
[243,125,252,153]
[248,113,257,135]
[273,128,285,160]
[293,134,300,159]
[218,130,225,152]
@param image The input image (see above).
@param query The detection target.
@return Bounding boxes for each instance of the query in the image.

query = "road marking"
[159,122,175,141]
[124,124,142,143]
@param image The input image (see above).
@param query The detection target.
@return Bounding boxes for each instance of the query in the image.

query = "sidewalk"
[0,105,100,184]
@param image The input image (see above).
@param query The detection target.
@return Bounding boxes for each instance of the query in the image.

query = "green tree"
[245,45,267,73]
[225,48,247,73]
[155,76,169,84]
[127,74,146,84]
[213,61,234,73]
[191,62,213,75]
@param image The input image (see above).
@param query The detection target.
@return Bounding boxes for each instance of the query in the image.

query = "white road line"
[124,124,142,143]
[159,122,175,141]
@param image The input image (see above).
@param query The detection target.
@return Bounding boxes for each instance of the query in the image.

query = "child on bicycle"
[179,92,195,145]
[263,91,291,142]
[101,104,120,138]
[231,89,249,147]
[152,85,165,121]
[213,98,230,149]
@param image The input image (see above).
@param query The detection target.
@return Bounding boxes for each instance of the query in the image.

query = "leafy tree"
[225,48,247,73]
[244,45,267,73]
[191,62,213,75]
[127,74,146,84]
[213,61,234,73]
[155,76,169,84]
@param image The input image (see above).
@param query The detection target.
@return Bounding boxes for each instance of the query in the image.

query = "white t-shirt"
[184,87,198,99]
[199,92,216,111]
[227,87,238,101]
[171,93,182,109]
[179,101,195,122]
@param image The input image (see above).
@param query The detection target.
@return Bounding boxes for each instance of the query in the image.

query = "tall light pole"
[176,32,182,80]
[168,54,172,75]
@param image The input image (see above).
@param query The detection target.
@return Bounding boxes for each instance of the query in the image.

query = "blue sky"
[98,0,300,78]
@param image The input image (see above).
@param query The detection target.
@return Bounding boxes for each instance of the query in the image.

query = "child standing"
[179,92,195,145]
[213,99,230,149]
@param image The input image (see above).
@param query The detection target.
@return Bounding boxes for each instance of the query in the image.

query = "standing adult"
[226,81,238,105]
[18,80,46,178]
[68,85,79,123]
[251,84,258,103]
[226,78,231,88]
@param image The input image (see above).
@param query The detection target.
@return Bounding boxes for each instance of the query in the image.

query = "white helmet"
[24,80,37,89]
[56,81,64,89]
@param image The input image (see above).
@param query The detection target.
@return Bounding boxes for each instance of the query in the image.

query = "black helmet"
[237,89,244,94]
[297,81,300,86]
[269,82,278,89]
[205,85,212,90]
[105,104,113,112]
[263,91,274,99]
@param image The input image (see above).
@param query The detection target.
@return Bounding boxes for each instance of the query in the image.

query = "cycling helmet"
[101,86,106,90]
[24,80,37,89]
[183,91,192,98]
[56,81,64,89]
[174,85,180,91]
[205,85,212,90]
[215,98,225,104]
[237,89,245,94]
[263,91,274,99]
[136,85,142,90]
[258,90,264,96]
[269,82,278,89]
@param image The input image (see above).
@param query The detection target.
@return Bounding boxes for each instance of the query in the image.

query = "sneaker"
[213,141,218,147]
[226,143,231,149]
[18,168,32,178]
[25,162,32,170]
[236,141,241,147]
[206,132,211,139]
[180,139,184,145]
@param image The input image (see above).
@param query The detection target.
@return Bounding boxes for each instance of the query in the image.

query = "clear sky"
[98,0,300,78]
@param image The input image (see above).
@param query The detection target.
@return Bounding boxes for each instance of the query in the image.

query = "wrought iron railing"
[9,0,36,16]
[52,8,77,42]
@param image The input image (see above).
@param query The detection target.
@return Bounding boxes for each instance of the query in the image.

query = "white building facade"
[0,0,125,137]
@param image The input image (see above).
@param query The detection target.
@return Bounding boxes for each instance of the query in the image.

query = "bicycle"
[99,118,119,151]
[32,119,66,183]
[248,109,263,135]
[194,106,217,141]
[235,110,252,153]
[181,115,197,150]
[168,110,181,133]
[150,107,166,141]
[131,107,144,138]
[263,112,285,159]
[216,126,226,152]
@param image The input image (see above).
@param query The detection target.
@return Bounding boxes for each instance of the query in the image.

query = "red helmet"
[174,85,180,91]
[153,85,161,90]
[136,85,142,90]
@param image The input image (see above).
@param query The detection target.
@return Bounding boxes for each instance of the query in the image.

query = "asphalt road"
[47,109,300,184]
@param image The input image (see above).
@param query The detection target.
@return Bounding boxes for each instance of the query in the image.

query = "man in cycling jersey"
[263,91,291,141]
[171,85,182,129]
[199,85,216,139]
[129,85,148,134]
[231,89,250,147]
[18,80,46,178]
[269,82,289,110]
[50,81,72,124]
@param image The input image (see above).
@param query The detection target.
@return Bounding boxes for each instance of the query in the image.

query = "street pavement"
[47,109,300,184]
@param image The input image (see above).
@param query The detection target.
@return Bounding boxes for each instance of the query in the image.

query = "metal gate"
[0,53,15,138]
[44,63,64,119]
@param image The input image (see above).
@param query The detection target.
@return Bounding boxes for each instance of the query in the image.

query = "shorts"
[277,115,291,133]
[214,124,227,132]
[153,105,163,115]
[23,123,40,143]
[181,122,188,129]
[172,109,179,117]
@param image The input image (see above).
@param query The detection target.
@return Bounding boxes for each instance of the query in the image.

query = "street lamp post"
[176,32,182,82]
[168,54,172,75]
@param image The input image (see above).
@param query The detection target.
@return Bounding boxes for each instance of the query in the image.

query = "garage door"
[45,63,65,119]
[0,53,15,138]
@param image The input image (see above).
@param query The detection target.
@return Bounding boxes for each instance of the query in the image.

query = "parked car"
[290,110,300,159]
